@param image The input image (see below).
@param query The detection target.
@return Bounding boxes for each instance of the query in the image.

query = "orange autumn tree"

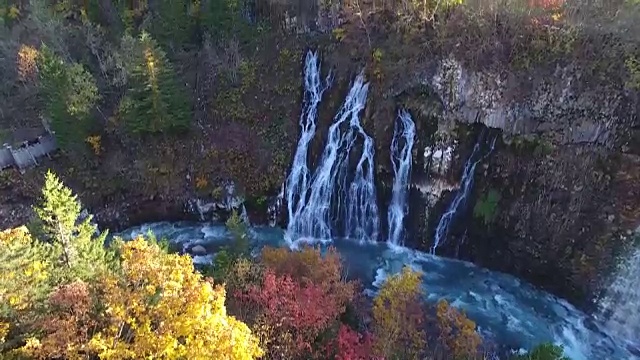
[26,281,97,359]
[89,237,263,360]
[372,266,427,359]
[436,300,482,359]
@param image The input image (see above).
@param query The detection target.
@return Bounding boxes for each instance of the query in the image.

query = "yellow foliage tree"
[0,227,52,351]
[0,227,51,312]
[0,321,9,346]
[372,266,426,359]
[89,237,263,360]
[17,45,39,82]
[436,299,482,359]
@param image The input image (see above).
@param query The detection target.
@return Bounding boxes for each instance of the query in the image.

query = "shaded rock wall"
[377,56,640,309]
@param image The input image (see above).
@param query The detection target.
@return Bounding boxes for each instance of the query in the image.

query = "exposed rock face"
[429,57,631,148]
[392,56,640,309]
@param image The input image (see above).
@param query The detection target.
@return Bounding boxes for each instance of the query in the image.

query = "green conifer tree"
[118,32,191,134]
[151,0,198,48]
[226,209,249,258]
[201,0,242,36]
[37,45,100,150]
[30,171,114,282]
[204,209,249,280]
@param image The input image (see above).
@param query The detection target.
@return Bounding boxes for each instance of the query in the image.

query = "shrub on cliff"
[118,32,191,135]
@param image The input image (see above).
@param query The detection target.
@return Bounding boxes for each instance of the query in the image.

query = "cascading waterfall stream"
[287,71,377,243]
[387,109,416,247]
[431,134,497,254]
[284,50,332,241]
[346,124,379,243]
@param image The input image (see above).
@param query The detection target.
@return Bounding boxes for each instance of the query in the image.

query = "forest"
[0,171,568,359]
[0,0,638,358]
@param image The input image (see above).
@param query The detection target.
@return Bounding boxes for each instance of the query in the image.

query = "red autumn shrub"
[260,246,356,314]
[235,268,350,359]
[333,325,382,360]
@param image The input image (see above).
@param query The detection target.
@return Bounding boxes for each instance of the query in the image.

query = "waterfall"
[431,134,497,254]
[596,244,640,349]
[284,50,332,237]
[267,183,285,227]
[346,125,379,243]
[240,204,250,225]
[387,109,416,247]
[287,71,374,243]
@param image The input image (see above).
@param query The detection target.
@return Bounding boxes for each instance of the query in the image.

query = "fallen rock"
[190,245,207,256]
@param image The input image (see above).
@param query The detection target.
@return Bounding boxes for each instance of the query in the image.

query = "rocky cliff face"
[379,55,640,309]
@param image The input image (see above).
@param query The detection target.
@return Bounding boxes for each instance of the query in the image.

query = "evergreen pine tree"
[151,0,198,48]
[226,209,249,258]
[37,45,100,150]
[201,0,242,36]
[119,32,191,134]
[30,171,114,282]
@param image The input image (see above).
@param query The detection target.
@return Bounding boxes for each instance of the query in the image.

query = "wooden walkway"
[0,134,57,172]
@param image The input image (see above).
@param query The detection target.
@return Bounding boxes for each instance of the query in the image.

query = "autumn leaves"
[0,171,485,359]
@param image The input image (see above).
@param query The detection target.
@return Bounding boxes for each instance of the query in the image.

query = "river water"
[116,221,638,360]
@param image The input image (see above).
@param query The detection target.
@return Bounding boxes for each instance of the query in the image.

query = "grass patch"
[473,189,501,225]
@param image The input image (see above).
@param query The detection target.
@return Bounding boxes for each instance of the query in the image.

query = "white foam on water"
[201,225,228,239]
[192,254,214,265]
